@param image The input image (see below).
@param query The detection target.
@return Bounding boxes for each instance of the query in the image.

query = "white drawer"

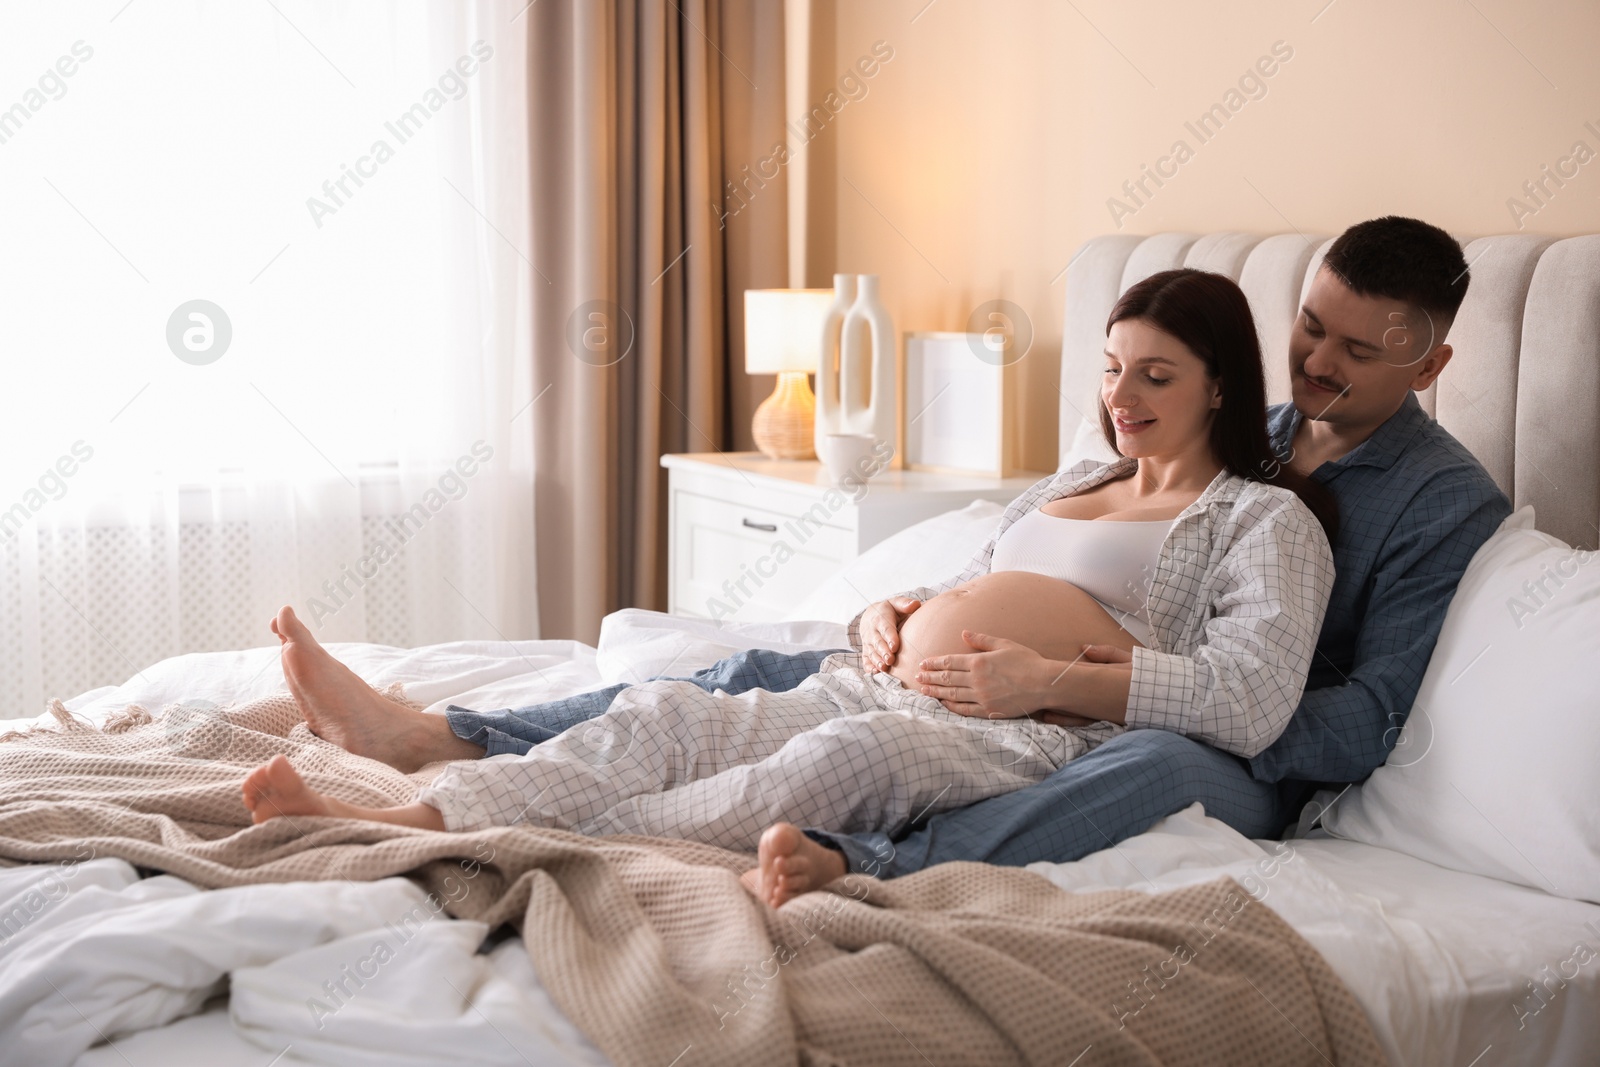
[672,490,854,621]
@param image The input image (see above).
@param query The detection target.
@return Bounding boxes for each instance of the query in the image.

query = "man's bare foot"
[740,822,848,908]
[241,754,448,831]
[242,754,342,823]
[272,605,483,772]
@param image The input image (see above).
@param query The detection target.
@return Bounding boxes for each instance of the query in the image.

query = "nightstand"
[661,452,1051,621]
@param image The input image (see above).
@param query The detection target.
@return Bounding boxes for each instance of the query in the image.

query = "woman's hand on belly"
[903,629,1050,719]
[889,571,1142,721]
[860,595,923,673]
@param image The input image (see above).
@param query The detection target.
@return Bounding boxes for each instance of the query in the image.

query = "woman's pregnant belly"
[888,571,1142,692]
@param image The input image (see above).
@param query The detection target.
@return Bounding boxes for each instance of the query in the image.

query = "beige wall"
[817,0,1600,468]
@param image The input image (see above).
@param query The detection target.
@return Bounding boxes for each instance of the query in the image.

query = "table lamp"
[744,288,833,460]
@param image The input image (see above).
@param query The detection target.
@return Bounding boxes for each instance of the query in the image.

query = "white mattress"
[0,612,1592,1066]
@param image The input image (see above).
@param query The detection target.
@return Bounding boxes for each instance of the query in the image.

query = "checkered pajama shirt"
[847,458,1336,760]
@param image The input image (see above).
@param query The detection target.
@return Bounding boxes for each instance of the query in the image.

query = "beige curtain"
[526,0,790,645]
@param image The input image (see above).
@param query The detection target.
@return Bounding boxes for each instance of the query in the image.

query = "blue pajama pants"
[444,648,1296,872]
[444,647,845,756]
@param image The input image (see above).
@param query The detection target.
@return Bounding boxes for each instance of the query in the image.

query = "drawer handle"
[741,517,778,532]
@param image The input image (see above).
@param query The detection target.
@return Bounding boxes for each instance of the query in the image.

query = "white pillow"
[1059,413,1119,471]
[1322,506,1600,903]
[595,607,849,685]
[781,500,1006,625]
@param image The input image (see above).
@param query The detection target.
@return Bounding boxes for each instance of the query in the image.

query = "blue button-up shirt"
[1250,391,1511,785]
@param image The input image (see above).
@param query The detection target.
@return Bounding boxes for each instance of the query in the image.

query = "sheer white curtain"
[0,1,536,716]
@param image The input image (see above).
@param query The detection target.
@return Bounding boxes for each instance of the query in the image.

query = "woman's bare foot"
[242,754,342,823]
[272,606,483,772]
[740,822,848,908]
[241,754,448,831]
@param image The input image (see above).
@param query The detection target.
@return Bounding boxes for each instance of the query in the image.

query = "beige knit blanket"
[0,692,1388,1066]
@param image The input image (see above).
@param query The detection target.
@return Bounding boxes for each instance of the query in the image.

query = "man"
[748,215,1509,903]
[282,217,1509,907]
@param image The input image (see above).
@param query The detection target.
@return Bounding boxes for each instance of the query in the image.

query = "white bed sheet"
[2,614,1592,1066]
[1027,807,1600,1067]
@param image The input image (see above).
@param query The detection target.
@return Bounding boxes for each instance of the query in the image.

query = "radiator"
[0,512,433,720]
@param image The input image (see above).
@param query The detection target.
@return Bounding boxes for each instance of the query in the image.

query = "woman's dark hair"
[1100,268,1339,539]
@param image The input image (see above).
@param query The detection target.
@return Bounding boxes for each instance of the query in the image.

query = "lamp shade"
[744,289,833,374]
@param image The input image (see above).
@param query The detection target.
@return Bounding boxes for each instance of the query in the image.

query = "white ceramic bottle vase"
[838,273,897,464]
[813,273,855,462]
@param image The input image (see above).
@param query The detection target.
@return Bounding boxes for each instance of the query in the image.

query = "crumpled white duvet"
[0,609,842,1065]
[0,857,609,1067]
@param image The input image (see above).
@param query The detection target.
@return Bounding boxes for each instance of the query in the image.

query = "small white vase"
[838,274,897,465]
[813,273,855,462]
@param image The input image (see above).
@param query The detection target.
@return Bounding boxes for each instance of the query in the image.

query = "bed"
[5,230,1600,1066]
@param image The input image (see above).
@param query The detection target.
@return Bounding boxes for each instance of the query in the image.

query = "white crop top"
[988,507,1176,645]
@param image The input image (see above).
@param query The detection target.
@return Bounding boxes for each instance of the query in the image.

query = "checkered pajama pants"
[415,652,1117,852]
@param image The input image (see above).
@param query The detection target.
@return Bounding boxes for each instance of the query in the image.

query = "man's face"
[1288,266,1451,431]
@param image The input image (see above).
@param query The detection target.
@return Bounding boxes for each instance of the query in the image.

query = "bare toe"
[274,607,426,769]
[275,605,313,643]
[756,823,847,907]
[241,754,329,823]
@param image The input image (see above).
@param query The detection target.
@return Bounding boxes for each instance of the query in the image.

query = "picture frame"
[900,331,1018,477]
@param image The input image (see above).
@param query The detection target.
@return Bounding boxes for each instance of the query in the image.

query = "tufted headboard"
[1058,232,1600,550]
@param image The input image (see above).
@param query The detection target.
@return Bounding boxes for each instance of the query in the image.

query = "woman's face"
[1101,318,1221,461]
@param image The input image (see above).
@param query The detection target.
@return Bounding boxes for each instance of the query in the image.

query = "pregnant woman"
[242,269,1338,872]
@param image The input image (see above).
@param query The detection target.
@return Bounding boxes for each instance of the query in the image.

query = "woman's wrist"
[1032,659,1131,724]
[1031,656,1078,715]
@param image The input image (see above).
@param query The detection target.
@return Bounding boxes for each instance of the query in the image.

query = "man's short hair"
[1322,216,1470,330]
